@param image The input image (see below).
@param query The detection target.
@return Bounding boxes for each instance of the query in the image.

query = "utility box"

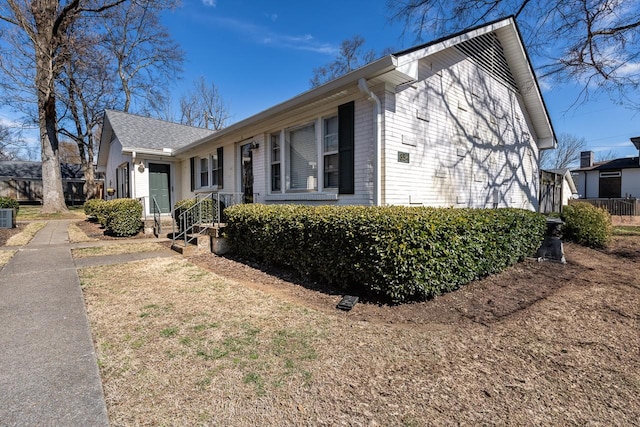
[0,208,16,229]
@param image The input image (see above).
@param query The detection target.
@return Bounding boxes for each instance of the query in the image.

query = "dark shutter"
[189,157,195,191]
[338,101,355,194]
[217,147,224,189]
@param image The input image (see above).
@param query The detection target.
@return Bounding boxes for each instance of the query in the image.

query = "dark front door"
[240,143,254,203]
[149,163,171,213]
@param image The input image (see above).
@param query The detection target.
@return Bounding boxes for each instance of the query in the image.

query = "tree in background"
[0,1,183,209]
[0,0,130,213]
[539,133,587,170]
[310,36,378,88]
[388,0,640,109]
[102,0,183,114]
[179,77,230,130]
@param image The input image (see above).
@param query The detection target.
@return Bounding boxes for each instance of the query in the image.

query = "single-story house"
[0,161,86,203]
[572,147,640,199]
[539,168,577,214]
[97,16,556,216]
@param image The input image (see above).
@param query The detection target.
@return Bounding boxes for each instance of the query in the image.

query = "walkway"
[0,220,109,426]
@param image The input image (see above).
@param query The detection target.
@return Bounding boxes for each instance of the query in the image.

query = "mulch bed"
[0,224,23,246]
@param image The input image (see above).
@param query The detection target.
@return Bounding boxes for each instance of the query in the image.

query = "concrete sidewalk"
[0,220,109,426]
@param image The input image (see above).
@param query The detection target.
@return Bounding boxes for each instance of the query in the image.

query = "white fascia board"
[395,17,514,68]
[121,147,175,157]
[175,56,401,156]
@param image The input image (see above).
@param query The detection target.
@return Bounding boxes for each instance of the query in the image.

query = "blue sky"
[165,0,639,160]
[1,0,638,161]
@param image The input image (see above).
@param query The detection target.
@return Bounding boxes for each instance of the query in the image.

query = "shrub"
[83,198,107,221]
[103,199,142,236]
[225,205,546,303]
[561,202,612,248]
[0,196,19,214]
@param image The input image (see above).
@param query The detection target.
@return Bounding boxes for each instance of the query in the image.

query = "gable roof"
[98,110,216,164]
[573,157,640,172]
[175,16,555,155]
[0,161,84,180]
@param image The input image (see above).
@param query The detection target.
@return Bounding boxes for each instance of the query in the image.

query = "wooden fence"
[571,198,640,216]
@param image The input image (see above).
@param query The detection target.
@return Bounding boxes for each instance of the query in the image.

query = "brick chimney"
[580,151,594,168]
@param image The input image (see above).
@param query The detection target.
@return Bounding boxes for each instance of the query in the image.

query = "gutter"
[358,78,382,206]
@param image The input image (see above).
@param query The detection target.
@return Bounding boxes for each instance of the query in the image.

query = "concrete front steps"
[170,224,229,256]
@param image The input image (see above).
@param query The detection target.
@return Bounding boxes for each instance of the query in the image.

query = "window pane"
[271,163,281,191]
[271,134,280,162]
[324,153,339,188]
[200,158,208,187]
[287,123,317,190]
[324,116,338,153]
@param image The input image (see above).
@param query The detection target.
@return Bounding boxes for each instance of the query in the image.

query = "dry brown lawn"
[80,236,640,426]
[71,242,169,258]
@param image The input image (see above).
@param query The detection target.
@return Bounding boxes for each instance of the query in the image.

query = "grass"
[613,225,640,236]
[16,205,86,221]
[68,221,98,243]
[71,242,168,258]
[5,222,46,246]
[79,249,640,425]
[0,250,16,267]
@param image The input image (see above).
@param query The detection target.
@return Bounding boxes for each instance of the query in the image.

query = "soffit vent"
[455,32,519,93]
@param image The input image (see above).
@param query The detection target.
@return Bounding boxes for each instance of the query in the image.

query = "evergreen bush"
[561,202,612,248]
[83,198,107,222]
[0,196,19,213]
[103,199,142,236]
[225,205,546,303]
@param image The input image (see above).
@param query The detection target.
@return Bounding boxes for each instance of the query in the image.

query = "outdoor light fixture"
[250,141,260,150]
[137,161,145,172]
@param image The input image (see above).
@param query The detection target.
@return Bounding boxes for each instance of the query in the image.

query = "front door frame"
[239,141,254,203]
[148,162,172,214]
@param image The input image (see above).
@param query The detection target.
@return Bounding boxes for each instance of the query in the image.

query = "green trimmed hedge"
[0,196,19,213]
[562,202,612,248]
[102,199,142,236]
[224,205,546,303]
[84,198,108,222]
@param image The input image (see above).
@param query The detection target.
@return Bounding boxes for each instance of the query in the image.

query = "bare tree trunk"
[34,3,67,213]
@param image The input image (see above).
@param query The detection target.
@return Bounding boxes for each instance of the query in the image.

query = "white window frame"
[211,152,220,187]
[285,121,318,192]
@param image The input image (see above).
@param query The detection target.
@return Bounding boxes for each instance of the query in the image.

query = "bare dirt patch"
[74,218,151,240]
[83,236,640,425]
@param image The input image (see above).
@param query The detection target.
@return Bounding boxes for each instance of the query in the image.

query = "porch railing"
[572,198,640,216]
[151,196,162,236]
[171,192,244,247]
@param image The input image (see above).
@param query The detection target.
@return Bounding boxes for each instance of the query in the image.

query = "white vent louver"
[455,32,519,93]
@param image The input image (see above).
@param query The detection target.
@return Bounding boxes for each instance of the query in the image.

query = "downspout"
[358,78,382,206]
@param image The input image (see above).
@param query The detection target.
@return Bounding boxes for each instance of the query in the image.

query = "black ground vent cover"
[337,295,359,311]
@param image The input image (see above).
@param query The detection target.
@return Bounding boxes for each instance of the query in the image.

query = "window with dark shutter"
[338,101,355,194]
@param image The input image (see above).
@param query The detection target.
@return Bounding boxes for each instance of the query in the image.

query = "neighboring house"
[572,146,640,199]
[539,168,577,214]
[97,16,556,216]
[0,161,86,203]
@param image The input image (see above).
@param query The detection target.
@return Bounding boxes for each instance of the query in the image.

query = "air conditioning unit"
[0,208,16,229]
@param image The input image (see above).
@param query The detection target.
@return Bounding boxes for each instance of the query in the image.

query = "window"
[117,163,129,198]
[266,101,354,196]
[271,133,281,191]
[211,152,220,187]
[199,157,209,187]
[323,116,339,188]
[287,122,317,191]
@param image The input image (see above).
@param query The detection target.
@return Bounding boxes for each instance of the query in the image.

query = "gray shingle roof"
[105,110,216,151]
[0,161,84,179]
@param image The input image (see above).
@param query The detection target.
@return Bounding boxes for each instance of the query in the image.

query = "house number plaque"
[398,151,410,163]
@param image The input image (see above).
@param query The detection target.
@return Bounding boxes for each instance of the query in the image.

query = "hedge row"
[0,196,19,213]
[224,205,546,303]
[84,198,142,236]
[562,202,612,248]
